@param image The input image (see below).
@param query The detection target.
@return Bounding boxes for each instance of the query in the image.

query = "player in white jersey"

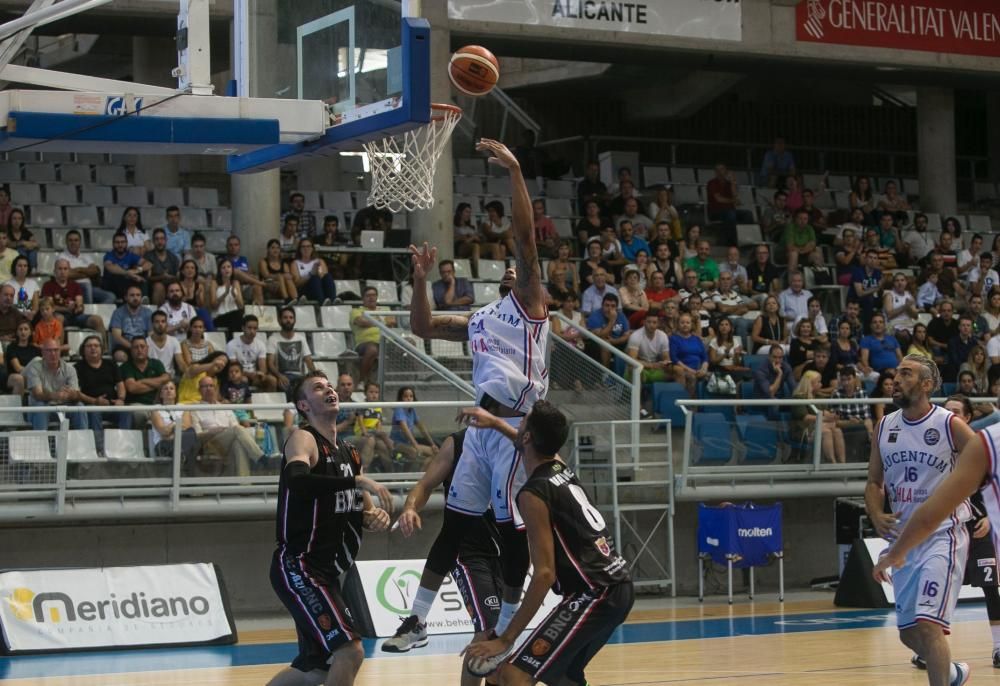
[384,138,548,654]
[867,355,976,686]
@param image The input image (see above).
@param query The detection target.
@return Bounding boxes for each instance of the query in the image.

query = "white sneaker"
[381,615,428,653]
[951,661,971,686]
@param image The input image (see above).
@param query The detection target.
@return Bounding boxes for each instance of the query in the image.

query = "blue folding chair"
[693,412,734,464]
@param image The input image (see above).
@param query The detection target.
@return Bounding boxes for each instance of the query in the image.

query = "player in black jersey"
[267,371,395,686]
[392,427,504,685]
[462,401,634,686]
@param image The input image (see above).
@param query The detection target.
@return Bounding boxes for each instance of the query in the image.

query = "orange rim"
[430,102,463,122]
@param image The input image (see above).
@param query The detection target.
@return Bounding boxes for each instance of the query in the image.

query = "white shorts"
[446,418,524,526]
[890,523,969,633]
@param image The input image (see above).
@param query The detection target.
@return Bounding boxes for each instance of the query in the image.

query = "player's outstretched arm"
[460,406,518,442]
[864,419,898,540]
[875,434,990,581]
[476,138,545,317]
[397,435,457,536]
[409,242,470,342]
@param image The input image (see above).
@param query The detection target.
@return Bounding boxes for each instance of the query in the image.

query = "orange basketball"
[448,45,499,97]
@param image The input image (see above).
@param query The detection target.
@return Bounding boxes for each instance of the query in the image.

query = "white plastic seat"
[116,185,149,207]
[76,153,106,164]
[188,187,219,208]
[95,165,127,185]
[10,182,41,204]
[545,198,574,217]
[368,279,398,305]
[293,305,319,329]
[429,339,466,359]
[454,176,484,195]
[67,329,100,356]
[245,305,279,331]
[553,218,573,239]
[451,259,472,279]
[9,432,55,462]
[103,429,146,460]
[252,392,289,423]
[211,208,232,230]
[30,205,64,227]
[48,228,73,249]
[487,176,512,196]
[294,190,321,211]
[154,187,184,207]
[82,184,114,207]
[67,429,101,461]
[88,228,116,248]
[334,280,362,299]
[457,158,486,176]
[181,207,208,228]
[36,251,58,276]
[736,224,763,246]
[968,215,992,232]
[672,184,701,205]
[204,331,227,350]
[311,331,348,358]
[478,259,507,282]
[0,161,20,182]
[643,166,669,187]
[670,167,697,184]
[454,194,482,212]
[204,232,229,253]
[59,163,93,184]
[546,179,575,198]
[45,183,79,205]
[320,305,352,330]
[314,360,339,380]
[67,206,100,228]
[82,304,115,328]
[23,163,57,182]
[473,282,499,305]
[322,190,353,211]
[0,395,28,428]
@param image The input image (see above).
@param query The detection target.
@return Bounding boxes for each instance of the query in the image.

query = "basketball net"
[363,103,462,214]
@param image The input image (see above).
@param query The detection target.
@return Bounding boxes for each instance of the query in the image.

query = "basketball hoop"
[363,103,462,214]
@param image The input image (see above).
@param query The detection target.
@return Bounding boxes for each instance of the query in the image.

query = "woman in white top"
[181,316,215,367]
[957,233,983,275]
[550,290,586,350]
[682,224,701,261]
[986,291,1000,333]
[149,381,198,468]
[6,255,39,320]
[209,258,245,331]
[883,272,918,336]
[118,206,148,255]
[708,316,748,374]
[479,200,513,260]
[290,238,336,304]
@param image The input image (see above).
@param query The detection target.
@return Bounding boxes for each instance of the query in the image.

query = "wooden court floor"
[5,597,1000,685]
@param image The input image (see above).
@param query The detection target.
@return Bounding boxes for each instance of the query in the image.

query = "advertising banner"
[355,559,562,637]
[796,0,1000,58]
[0,564,236,654]
[448,0,742,42]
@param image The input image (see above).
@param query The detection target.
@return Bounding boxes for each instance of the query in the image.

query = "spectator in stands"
[747,243,782,305]
[109,285,152,362]
[967,252,999,298]
[789,319,818,376]
[391,386,438,468]
[42,258,106,337]
[177,349,228,403]
[987,292,1000,333]
[619,265,649,328]
[75,334,126,452]
[0,230,16,282]
[647,221,674,256]
[876,180,910,225]
[760,190,791,242]
[779,271,811,326]
[278,215,299,253]
[352,287,395,383]
[782,208,820,274]
[162,206,191,259]
[547,242,580,299]
[933,231,961,272]
[908,322,934,359]
[118,207,148,255]
[946,316,979,381]
[23,338,85,430]
[226,314,276,391]
[222,235,265,306]
[6,209,36,270]
[352,380,394,471]
[580,238,610,290]
[618,220,650,264]
[751,295,788,353]
[615,198,654,239]
[917,269,943,311]
[684,293,713,337]
[921,251,963,303]
[59,230,115,304]
[760,137,796,188]
[282,191,316,239]
[798,296,828,342]
[831,320,861,369]
[927,299,958,364]
[32,298,64,352]
[6,255,39,319]
[158,281,196,340]
[185,233,216,280]
[720,247,748,292]
[221,363,256,424]
[577,161,608,215]
[580,268,619,317]
[834,228,862,287]
[875,212,908,266]
[433,259,473,312]
[783,175,803,212]
[268,306,315,395]
[121,336,170,426]
[706,164,747,224]
[649,239,683,291]
[869,369,897,425]
[320,213,350,246]
[799,188,826,229]
[850,249,883,328]
[149,381,197,468]
[960,344,989,394]
[957,233,983,277]
[753,344,794,417]
[644,271,676,316]
[532,199,559,258]
[626,311,671,383]
[680,224,699,261]
[103,231,151,299]
[258,239,298,305]
[800,342,837,395]
[550,291,585,351]
[607,166,632,197]
[968,293,992,340]
[903,212,935,264]
[5,319,36,395]
[648,186,681,239]
[609,178,643,217]
[835,207,867,244]
[859,313,902,378]
[849,176,876,222]
[181,316,215,369]
[190,375,263,476]
[792,370,846,463]
[147,310,183,377]
[479,200,512,260]
[685,241,720,291]
[585,292,630,368]
[670,312,709,396]
[0,187,12,228]
[146,228,180,306]
[708,316,748,378]
[576,200,612,253]
[832,366,873,436]
[0,283,24,342]
[712,271,757,338]
[883,272,918,343]
[208,259,246,332]
[599,225,627,279]
[453,203,481,276]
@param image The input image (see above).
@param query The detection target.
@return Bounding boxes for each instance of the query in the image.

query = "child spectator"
[220,361,253,426]
[32,297,65,352]
[5,320,38,395]
[354,381,393,471]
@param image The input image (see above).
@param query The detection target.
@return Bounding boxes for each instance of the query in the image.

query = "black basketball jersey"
[519,460,629,594]
[445,429,501,559]
[275,425,364,575]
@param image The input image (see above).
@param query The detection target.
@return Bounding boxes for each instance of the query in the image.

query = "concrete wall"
[2,496,840,615]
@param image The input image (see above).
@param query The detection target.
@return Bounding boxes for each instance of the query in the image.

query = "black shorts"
[964,529,999,587]
[508,581,634,684]
[270,549,359,672]
[450,554,503,633]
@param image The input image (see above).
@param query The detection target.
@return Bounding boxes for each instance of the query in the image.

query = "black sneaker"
[381,614,428,653]
[993,649,1000,668]
[911,654,926,670]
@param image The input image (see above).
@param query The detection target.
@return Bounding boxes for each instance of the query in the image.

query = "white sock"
[411,586,436,623]
[992,623,1000,649]
[494,601,520,635]
[950,662,959,682]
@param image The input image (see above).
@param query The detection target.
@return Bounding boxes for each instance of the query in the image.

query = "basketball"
[448,45,499,97]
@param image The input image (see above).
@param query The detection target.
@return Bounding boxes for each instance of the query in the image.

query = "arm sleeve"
[284,460,356,496]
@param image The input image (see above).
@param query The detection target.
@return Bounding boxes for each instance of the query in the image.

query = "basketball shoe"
[381,615,428,653]
[951,661,970,686]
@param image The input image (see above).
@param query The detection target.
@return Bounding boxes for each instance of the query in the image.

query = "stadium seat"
[545,198,574,217]
[24,163,57,182]
[672,184,701,206]
[188,187,220,208]
[0,161,20,182]
[968,215,992,232]
[736,224,762,246]
[82,185,114,207]
[670,167,697,184]
[76,153,106,164]
[313,360,339,380]
[312,331,348,359]
[652,382,687,428]
[320,305,352,331]
[82,304,115,328]
[116,185,150,207]
[293,305,319,329]
[740,419,780,463]
[334,280,361,300]
[67,430,101,461]
[454,176,484,195]
[487,176,512,196]
[95,165,127,185]
[0,395,28,428]
[251,393,288,423]
[36,251,58,276]
[67,329,101,356]
[553,218,574,238]
[740,381,768,415]
[449,259,472,279]
[294,190,321,211]
[368,280,399,305]
[180,208,208,228]
[204,331,227,350]
[454,194,482,212]
[322,190,353,211]
[30,205,64,227]
[50,228,75,250]
[546,179,575,198]
[693,412,733,464]
[103,429,146,460]
[473,282,499,305]
[211,208,232,230]
[478,259,507,282]
[9,432,55,462]
[66,206,100,228]
[245,305,279,331]
[154,187,184,207]
[10,182,42,204]
[204,232,229,253]
[457,157,486,176]
[88,228,116,248]
[45,183,79,205]
[429,339,467,359]
[643,166,669,187]
[59,163,93,184]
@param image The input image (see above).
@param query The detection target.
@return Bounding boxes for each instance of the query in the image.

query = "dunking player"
[892,394,1000,669]
[462,401,634,684]
[267,372,395,686]
[865,356,975,686]
[395,428,504,686]
[384,137,547,652]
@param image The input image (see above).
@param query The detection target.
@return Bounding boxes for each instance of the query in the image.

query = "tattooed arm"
[409,242,470,342]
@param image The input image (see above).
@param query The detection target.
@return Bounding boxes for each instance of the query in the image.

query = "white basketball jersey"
[975,424,1000,545]
[468,293,549,413]
[877,405,970,535]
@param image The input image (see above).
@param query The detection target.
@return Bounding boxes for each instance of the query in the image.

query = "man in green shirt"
[782,208,820,274]
[684,240,720,290]
[120,336,171,429]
